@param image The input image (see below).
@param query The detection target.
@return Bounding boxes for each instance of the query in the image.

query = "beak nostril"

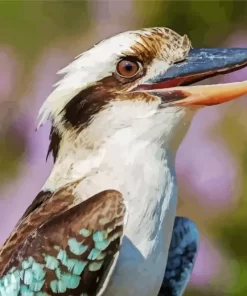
[173,59,186,65]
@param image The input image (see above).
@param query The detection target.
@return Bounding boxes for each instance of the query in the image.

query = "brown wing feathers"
[0,180,80,274]
[0,187,125,296]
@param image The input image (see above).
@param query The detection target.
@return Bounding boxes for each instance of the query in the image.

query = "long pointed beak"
[137,48,247,106]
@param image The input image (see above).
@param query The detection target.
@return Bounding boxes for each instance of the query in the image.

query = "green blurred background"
[1,1,247,295]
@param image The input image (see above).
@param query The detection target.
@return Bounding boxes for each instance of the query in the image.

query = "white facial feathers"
[37,27,191,129]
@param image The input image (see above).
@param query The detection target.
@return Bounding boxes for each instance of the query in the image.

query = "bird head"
[38,27,247,161]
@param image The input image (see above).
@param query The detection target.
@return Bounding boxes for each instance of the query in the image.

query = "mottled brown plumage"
[0,179,81,275]
[129,28,190,64]
[0,189,125,296]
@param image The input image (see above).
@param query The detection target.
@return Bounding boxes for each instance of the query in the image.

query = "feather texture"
[0,188,126,296]
[0,179,81,271]
[158,216,199,296]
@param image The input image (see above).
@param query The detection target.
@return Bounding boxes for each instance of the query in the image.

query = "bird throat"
[43,129,178,255]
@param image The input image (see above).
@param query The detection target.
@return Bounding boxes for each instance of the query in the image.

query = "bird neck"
[44,126,176,193]
[43,129,178,256]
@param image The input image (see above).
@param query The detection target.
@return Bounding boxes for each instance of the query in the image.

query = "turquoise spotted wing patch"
[0,190,125,296]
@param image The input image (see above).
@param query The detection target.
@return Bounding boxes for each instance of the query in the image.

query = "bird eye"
[116,59,140,78]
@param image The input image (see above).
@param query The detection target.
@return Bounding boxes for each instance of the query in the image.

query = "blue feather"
[158,216,199,296]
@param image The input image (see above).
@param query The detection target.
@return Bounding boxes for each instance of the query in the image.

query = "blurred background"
[0,0,247,295]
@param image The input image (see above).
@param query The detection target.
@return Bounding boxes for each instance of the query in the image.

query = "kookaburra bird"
[1,27,247,296]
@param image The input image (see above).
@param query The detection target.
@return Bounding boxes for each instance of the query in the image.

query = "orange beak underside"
[166,80,247,106]
[136,48,247,106]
